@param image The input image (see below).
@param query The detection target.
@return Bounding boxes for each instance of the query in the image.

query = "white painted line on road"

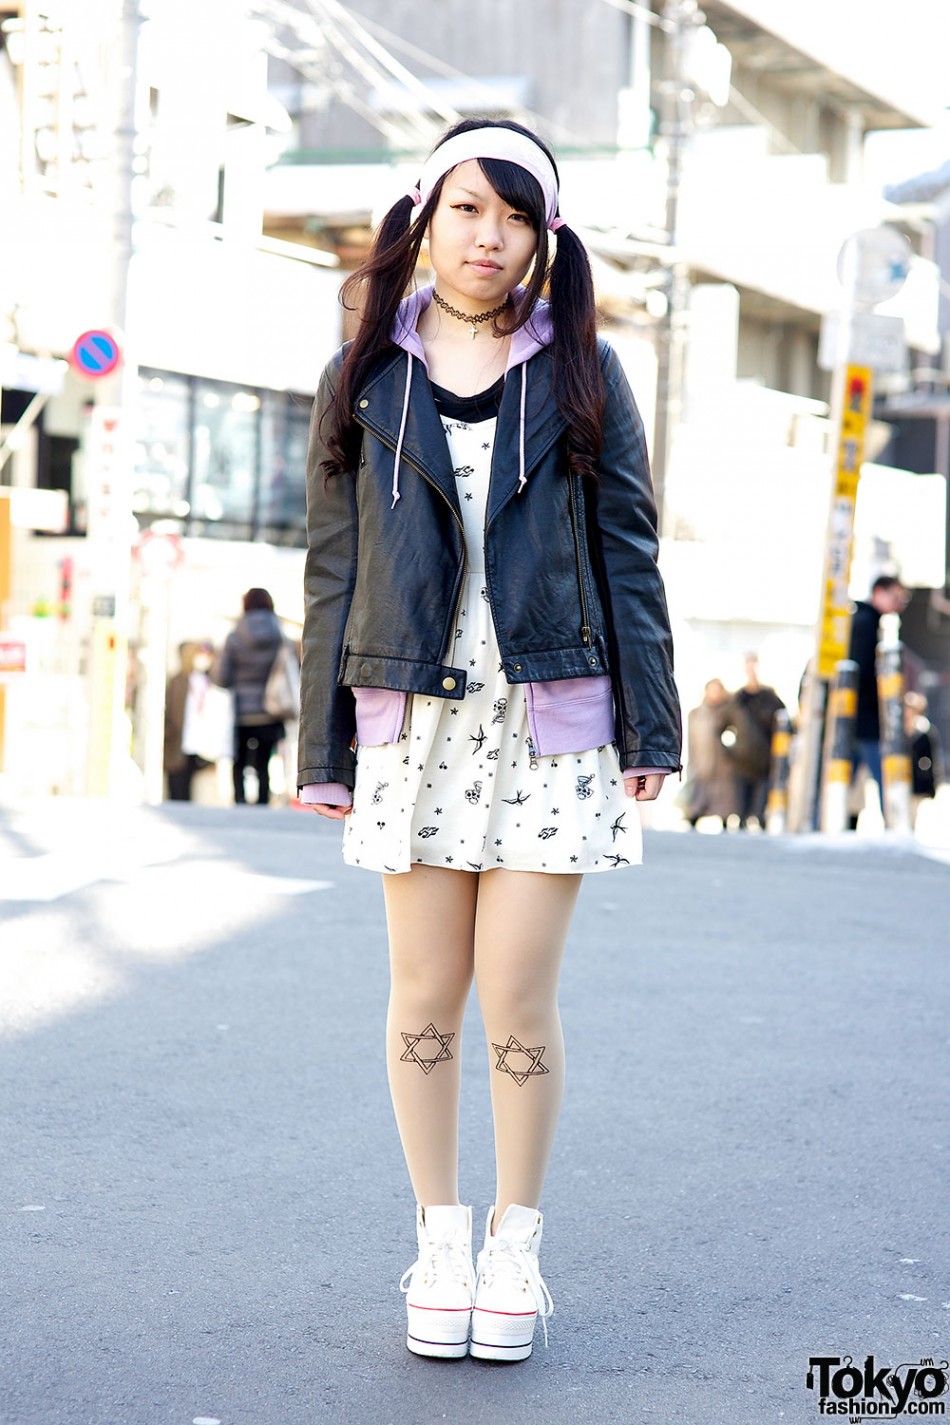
[898,1293,927,1301]
[0,849,179,901]
[242,874,333,895]
[193,1417,222,1424]
[0,853,334,901]
[916,846,950,868]
[18,1204,45,1211]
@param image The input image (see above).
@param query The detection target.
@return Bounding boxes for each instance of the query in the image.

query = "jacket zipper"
[567,478,592,648]
[357,419,466,665]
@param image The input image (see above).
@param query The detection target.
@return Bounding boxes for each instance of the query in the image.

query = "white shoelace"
[400,1234,473,1296]
[476,1239,555,1347]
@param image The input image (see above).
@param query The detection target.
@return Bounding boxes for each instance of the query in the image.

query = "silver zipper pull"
[526,735,539,771]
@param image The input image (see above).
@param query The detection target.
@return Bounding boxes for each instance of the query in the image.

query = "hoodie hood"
[384,284,553,508]
[391,284,553,371]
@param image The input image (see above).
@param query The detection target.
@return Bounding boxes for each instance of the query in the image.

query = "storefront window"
[135,368,309,547]
[133,372,192,522]
[258,391,310,545]
[190,380,259,540]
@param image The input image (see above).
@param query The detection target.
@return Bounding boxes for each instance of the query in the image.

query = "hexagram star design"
[400,1022,455,1074]
[492,1035,549,1087]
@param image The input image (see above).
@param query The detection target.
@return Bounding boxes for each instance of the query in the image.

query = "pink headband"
[408,128,565,233]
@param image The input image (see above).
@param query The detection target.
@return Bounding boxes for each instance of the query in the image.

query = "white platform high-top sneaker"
[470,1204,554,1362]
[399,1204,475,1359]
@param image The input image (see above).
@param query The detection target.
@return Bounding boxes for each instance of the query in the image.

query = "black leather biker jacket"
[298,338,682,790]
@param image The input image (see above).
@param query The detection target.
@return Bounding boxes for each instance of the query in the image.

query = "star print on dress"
[492,1035,549,1087]
[400,1022,454,1074]
[340,408,642,877]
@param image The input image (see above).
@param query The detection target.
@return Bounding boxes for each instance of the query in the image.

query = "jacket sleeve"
[297,356,359,791]
[591,341,682,771]
[210,635,235,690]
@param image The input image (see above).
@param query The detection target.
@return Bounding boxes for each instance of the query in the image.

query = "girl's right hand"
[310,803,352,819]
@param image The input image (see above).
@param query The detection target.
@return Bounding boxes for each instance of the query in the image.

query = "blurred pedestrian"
[848,575,909,817]
[298,119,680,1362]
[682,678,735,828]
[164,640,216,801]
[212,588,286,805]
[722,654,785,828]
[905,690,944,828]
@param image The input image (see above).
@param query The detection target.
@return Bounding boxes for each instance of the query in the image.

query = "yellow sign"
[817,364,873,679]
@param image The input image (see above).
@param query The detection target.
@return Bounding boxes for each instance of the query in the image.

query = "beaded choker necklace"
[432,290,510,339]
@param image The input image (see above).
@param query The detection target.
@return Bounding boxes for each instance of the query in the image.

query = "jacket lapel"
[356,353,459,514]
[487,351,568,527]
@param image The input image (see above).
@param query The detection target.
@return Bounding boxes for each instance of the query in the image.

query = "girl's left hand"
[625,773,666,801]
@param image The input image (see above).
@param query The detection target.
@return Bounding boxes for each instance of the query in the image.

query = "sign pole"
[787,227,910,833]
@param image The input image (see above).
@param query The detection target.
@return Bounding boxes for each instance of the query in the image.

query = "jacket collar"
[355,346,568,522]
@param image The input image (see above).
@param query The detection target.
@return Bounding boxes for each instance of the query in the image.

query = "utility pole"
[84,0,143,798]
[652,0,701,537]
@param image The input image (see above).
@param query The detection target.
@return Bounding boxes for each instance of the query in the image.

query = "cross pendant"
[470,326,477,340]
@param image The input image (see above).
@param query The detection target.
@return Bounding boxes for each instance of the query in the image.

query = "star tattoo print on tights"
[492,1034,549,1086]
[400,1022,455,1074]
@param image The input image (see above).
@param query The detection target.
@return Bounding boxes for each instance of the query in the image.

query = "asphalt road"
[1,799,948,1425]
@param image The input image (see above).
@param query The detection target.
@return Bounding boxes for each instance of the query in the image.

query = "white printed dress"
[342,387,642,875]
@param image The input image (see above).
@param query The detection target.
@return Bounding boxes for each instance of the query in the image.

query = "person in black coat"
[212,588,285,805]
[848,576,908,803]
[722,655,785,829]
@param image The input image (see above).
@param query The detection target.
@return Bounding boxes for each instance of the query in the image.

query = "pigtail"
[548,222,605,483]
[322,192,433,481]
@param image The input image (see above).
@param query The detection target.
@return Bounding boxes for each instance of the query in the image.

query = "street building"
[1,0,948,800]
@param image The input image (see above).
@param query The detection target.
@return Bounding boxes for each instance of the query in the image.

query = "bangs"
[476,157,545,230]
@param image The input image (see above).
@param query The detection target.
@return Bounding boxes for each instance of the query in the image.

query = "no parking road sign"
[69,329,121,380]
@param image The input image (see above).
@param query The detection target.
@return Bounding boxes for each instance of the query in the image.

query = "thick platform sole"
[405,1303,471,1359]
[469,1306,537,1362]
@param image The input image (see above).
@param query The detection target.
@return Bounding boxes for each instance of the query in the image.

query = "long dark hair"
[322,118,604,482]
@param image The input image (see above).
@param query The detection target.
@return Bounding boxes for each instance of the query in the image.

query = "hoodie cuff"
[299,782,353,806]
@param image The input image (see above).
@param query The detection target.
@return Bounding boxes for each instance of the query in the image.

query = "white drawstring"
[517,363,528,493]
[391,352,413,508]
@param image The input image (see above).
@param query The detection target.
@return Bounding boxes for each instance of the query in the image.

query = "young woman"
[298,119,681,1363]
